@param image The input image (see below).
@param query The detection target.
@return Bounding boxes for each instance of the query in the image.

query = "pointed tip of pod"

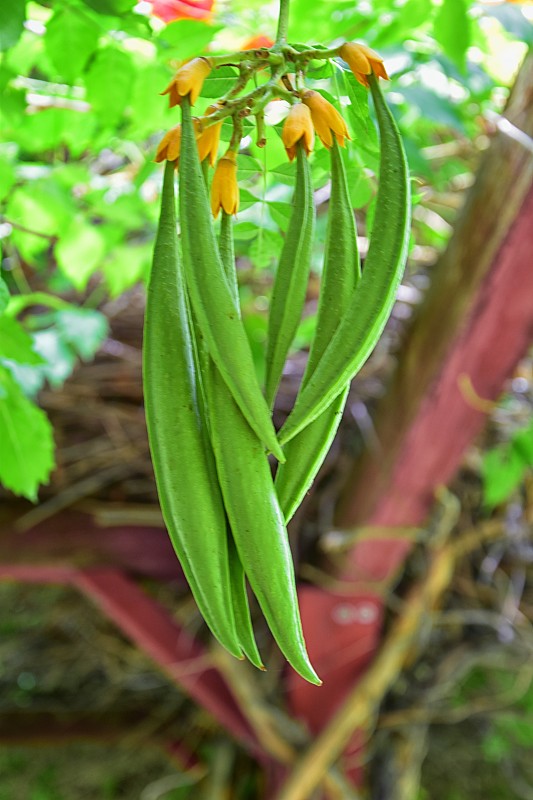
[300,667,322,686]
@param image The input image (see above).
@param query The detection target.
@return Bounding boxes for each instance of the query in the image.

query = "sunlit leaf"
[0,0,26,52]
[55,221,107,290]
[0,316,45,365]
[85,48,135,127]
[434,0,471,73]
[44,7,100,83]
[0,364,54,501]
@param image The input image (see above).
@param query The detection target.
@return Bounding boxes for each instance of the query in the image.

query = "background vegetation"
[0,0,532,797]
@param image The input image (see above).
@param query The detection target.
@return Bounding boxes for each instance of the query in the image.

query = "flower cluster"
[155,40,388,216]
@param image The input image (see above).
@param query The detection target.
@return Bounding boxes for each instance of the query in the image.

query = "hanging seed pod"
[143,162,241,657]
[276,138,360,521]
[265,142,315,408]
[178,97,285,462]
[278,76,410,445]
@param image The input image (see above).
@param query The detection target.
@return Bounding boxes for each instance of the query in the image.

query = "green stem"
[275,0,290,46]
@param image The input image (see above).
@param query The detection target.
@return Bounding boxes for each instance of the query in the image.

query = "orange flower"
[242,35,274,50]
[161,57,212,107]
[281,103,314,161]
[196,104,223,166]
[338,42,389,88]
[301,90,350,149]
[211,151,239,218]
[155,124,182,163]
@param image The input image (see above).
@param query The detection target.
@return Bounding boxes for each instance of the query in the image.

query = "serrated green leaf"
[0,0,26,52]
[45,7,99,83]
[0,365,55,501]
[55,308,108,360]
[85,48,135,127]
[0,316,45,364]
[202,65,239,98]
[157,20,222,61]
[434,0,471,73]
[0,278,9,316]
[55,221,107,290]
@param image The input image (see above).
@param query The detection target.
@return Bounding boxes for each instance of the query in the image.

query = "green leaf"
[158,20,222,60]
[232,221,260,241]
[130,63,173,137]
[269,161,297,184]
[44,7,100,83]
[80,0,135,13]
[0,316,45,365]
[202,65,239,98]
[237,154,263,180]
[85,48,135,127]
[0,365,54,501]
[341,70,379,156]
[268,201,292,232]
[0,278,9,316]
[55,221,107,290]
[0,0,26,52]
[102,243,151,296]
[249,229,283,269]
[0,157,16,203]
[55,308,108,360]
[512,421,533,463]
[434,0,471,73]
[482,447,525,507]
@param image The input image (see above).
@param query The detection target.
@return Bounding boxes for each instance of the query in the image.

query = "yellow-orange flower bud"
[161,57,212,107]
[211,151,239,218]
[281,103,314,161]
[155,124,182,163]
[196,104,223,166]
[301,90,350,149]
[338,42,389,88]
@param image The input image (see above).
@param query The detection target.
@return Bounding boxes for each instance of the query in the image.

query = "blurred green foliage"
[0,0,531,498]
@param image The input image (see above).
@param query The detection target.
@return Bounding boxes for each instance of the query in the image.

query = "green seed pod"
[278,76,410,445]
[205,356,321,685]
[179,97,285,463]
[265,142,315,408]
[227,534,265,670]
[275,138,360,521]
[143,162,241,657]
[215,208,264,670]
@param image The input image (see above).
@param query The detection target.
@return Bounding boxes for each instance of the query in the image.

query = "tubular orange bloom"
[155,124,182,163]
[161,57,212,107]
[338,42,389,88]
[301,90,350,149]
[281,103,314,161]
[196,104,223,166]
[211,151,239,218]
